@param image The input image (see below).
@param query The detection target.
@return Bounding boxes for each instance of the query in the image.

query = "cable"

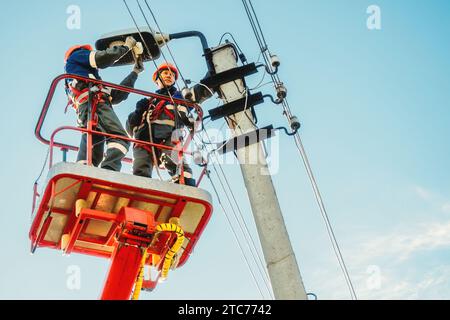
[242,0,358,300]
[33,147,50,185]
[248,0,270,51]
[146,111,164,181]
[241,0,272,75]
[139,0,199,177]
[205,171,267,299]
[31,147,50,224]
[202,86,258,154]
[124,0,186,176]
[228,86,258,132]
[293,133,357,300]
[242,1,267,54]
[207,163,274,299]
[307,293,318,300]
[133,0,185,129]
[195,131,273,296]
[249,69,267,91]
[218,32,243,54]
[113,47,133,65]
[187,16,273,297]
[194,117,275,298]
[143,0,189,88]
[218,32,247,64]
[215,158,273,293]
[262,94,282,105]
[275,126,298,136]
[136,0,184,91]
[188,79,216,99]
[202,130,274,299]
[123,0,179,110]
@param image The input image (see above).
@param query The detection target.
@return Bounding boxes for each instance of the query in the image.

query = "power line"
[241,0,358,300]
[123,0,188,178]
[193,131,274,299]
[124,1,273,298]
[202,130,273,294]
[205,170,267,299]
[143,0,188,88]
[293,133,358,300]
[122,0,179,110]
[207,161,274,298]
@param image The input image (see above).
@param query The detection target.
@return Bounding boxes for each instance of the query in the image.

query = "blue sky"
[0,0,449,299]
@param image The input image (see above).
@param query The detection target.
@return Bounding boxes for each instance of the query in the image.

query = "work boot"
[172,176,196,187]
[184,178,197,187]
[101,142,129,171]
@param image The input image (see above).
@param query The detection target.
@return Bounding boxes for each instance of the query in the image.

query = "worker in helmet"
[127,62,196,186]
[64,36,144,172]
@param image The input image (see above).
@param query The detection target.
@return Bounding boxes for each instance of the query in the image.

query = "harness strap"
[151,100,175,122]
[67,82,108,128]
[138,99,177,129]
[67,82,108,111]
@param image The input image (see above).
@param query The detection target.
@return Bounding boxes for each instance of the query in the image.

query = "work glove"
[133,55,145,74]
[133,42,144,56]
[124,36,137,49]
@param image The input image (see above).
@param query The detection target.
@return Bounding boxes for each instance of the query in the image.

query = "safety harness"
[147,98,176,122]
[131,97,177,139]
[65,80,112,127]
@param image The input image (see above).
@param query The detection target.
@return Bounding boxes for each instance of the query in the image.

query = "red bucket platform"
[29,162,213,299]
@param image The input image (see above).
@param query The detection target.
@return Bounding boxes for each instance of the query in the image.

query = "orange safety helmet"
[152,63,179,82]
[64,44,93,63]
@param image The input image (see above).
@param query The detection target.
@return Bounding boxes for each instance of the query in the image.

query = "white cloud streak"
[358,221,450,263]
[305,185,450,299]
[307,220,450,299]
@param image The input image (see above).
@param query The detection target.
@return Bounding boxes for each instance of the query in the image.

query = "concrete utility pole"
[209,44,307,300]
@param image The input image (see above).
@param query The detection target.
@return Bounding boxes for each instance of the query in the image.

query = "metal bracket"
[216,125,275,154]
[208,92,264,121]
[201,63,258,90]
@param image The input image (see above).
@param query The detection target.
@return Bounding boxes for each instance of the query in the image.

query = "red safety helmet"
[152,63,179,82]
[64,44,93,63]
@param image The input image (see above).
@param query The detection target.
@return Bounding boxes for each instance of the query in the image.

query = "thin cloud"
[363,266,450,300]
[358,221,450,263]
[306,221,450,299]
[442,203,450,214]
[413,185,450,215]
[414,186,433,201]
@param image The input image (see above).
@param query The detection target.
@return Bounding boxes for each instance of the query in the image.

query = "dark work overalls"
[126,86,196,186]
[65,46,138,171]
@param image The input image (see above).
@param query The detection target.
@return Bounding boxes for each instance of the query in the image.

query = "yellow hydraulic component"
[130,219,184,299]
[151,254,161,266]
[156,222,185,280]
[131,248,149,301]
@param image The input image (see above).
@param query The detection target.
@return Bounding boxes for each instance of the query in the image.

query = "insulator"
[270,54,280,68]
[276,83,287,100]
[289,116,301,131]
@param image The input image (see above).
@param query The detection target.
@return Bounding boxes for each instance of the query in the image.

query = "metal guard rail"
[36,74,203,150]
[36,74,207,186]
